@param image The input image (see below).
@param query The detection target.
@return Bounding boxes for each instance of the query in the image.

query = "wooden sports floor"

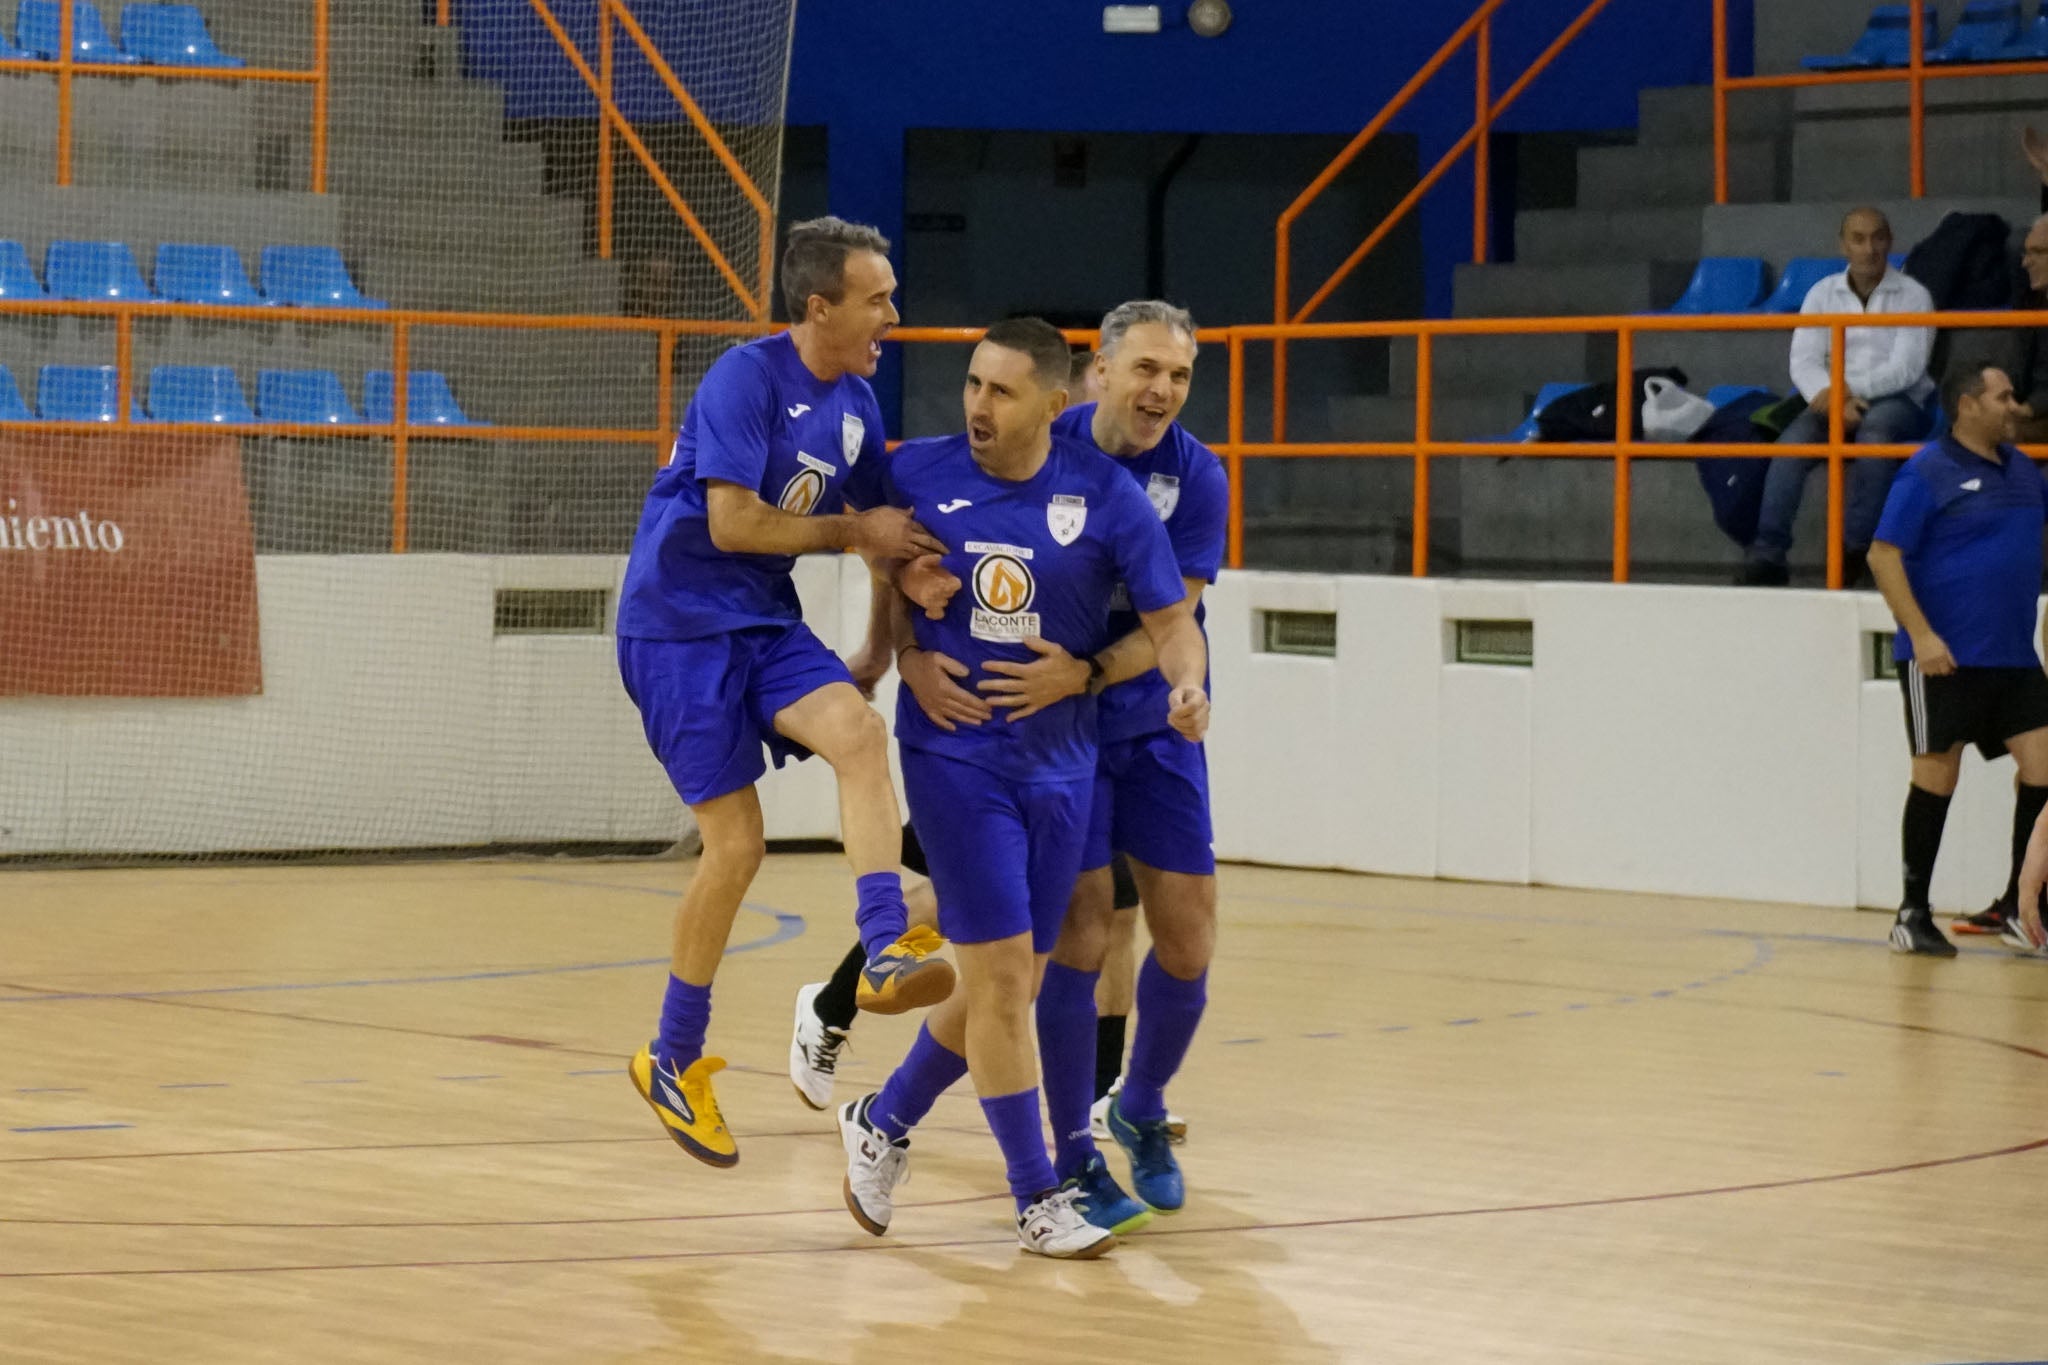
[3,855,2047,1364]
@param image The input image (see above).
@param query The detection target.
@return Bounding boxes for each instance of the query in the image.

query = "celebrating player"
[835,317,1209,1259]
[615,217,957,1169]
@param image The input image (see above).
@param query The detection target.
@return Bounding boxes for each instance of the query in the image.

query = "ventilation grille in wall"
[1454,619,1534,666]
[494,589,609,636]
[1259,610,1336,657]
[1868,631,1898,681]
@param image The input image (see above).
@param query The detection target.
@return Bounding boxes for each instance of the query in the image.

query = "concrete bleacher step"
[1390,333,1616,399]
[1635,84,1793,147]
[1452,260,1697,318]
[1631,330,1789,396]
[1513,206,1704,267]
[1325,392,1530,442]
[340,195,586,262]
[358,253,622,316]
[1702,195,2038,264]
[324,139,548,201]
[327,85,509,144]
[1575,138,1786,210]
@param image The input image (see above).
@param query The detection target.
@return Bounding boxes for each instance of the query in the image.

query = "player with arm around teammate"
[833,317,1209,1258]
[615,218,956,1168]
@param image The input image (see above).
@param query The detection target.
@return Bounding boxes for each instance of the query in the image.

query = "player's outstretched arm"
[1136,599,1209,743]
[706,482,946,561]
[1081,578,1210,692]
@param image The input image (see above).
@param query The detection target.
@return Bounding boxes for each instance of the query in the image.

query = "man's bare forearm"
[706,484,855,556]
[1868,543,1934,641]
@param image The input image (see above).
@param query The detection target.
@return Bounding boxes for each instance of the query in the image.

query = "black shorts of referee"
[1899,662,2048,759]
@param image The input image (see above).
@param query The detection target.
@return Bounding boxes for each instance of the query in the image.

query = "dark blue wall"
[458,1,1751,317]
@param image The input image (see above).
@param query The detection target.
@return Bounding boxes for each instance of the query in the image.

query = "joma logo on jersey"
[969,550,1040,642]
[779,468,825,515]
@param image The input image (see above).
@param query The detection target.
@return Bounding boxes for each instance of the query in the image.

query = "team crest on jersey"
[842,413,865,466]
[1146,473,1180,521]
[967,543,1040,642]
[779,468,825,515]
[1046,494,1087,546]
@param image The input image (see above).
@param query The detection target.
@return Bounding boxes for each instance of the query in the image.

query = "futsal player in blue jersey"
[994,300,1226,1223]
[835,317,1209,1258]
[616,217,957,1168]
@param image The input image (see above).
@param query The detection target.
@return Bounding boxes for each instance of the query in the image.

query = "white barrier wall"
[0,553,2028,912]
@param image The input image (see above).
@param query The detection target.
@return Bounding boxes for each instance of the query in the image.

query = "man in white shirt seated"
[1739,207,1937,586]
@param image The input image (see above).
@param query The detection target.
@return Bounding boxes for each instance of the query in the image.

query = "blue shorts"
[618,625,853,807]
[900,748,1092,953]
[1083,729,1215,876]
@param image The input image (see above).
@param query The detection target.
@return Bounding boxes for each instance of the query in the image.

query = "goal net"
[0,0,795,859]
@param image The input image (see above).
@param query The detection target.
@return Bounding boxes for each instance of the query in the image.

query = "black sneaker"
[1889,906,1958,958]
[1952,897,2013,936]
[1735,560,1790,587]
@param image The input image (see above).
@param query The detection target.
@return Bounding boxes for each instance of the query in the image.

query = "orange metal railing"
[0,296,767,552]
[0,0,332,193]
[1712,0,2048,202]
[1221,309,2048,586]
[525,0,777,319]
[1271,0,1610,442]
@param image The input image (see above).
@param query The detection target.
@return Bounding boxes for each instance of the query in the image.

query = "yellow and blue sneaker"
[1106,1094,1183,1212]
[1063,1152,1152,1235]
[855,925,957,1015]
[629,1045,737,1168]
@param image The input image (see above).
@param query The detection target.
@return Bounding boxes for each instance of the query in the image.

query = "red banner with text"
[0,432,261,697]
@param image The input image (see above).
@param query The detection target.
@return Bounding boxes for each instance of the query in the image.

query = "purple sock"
[1121,954,1207,1124]
[871,1024,968,1141]
[655,975,710,1070]
[1036,961,1100,1179]
[854,871,909,960]
[979,1088,1058,1210]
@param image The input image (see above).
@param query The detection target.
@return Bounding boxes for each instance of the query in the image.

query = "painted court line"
[10,1124,132,1134]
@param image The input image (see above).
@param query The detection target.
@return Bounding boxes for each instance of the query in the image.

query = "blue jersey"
[1051,404,1228,744]
[887,432,1186,783]
[1873,435,2047,669]
[617,332,887,641]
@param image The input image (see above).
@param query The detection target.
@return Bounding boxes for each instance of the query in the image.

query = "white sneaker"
[790,982,850,1111]
[1017,1186,1116,1259]
[1091,1075,1187,1145]
[2002,918,2048,957]
[839,1093,909,1236]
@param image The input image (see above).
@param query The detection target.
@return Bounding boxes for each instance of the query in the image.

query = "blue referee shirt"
[1872,435,2048,668]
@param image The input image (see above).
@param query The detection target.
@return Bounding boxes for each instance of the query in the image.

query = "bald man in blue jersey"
[616,218,956,1168]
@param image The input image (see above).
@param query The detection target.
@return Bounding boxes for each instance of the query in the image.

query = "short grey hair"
[1098,299,1198,358]
[781,216,891,321]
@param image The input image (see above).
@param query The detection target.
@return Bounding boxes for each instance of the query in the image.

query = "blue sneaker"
[1107,1095,1184,1212]
[1063,1152,1152,1235]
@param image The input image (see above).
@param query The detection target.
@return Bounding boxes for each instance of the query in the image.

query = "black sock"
[1094,1014,1128,1100]
[1902,783,1953,913]
[813,942,867,1031]
[2003,783,2048,905]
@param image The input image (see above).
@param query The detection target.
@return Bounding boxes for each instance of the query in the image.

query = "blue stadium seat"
[147,365,256,424]
[38,365,143,422]
[257,369,364,425]
[45,240,154,301]
[363,370,485,426]
[17,1,139,62]
[260,245,387,309]
[118,3,241,66]
[1925,0,2020,61]
[0,241,47,300]
[1802,4,1939,69]
[1490,382,1589,444]
[1706,384,1776,408]
[1665,258,1770,315]
[1753,257,1844,313]
[0,14,28,58]
[1995,11,2048,56]
[0,364,31,421]
[154,243,266,306]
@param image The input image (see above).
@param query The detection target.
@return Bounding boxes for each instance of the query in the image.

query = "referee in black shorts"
[1868,363,2048,957]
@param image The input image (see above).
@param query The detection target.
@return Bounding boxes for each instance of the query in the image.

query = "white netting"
[0,0,793,858]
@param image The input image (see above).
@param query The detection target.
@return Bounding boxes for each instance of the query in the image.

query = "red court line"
[5,1127,2046,1280]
